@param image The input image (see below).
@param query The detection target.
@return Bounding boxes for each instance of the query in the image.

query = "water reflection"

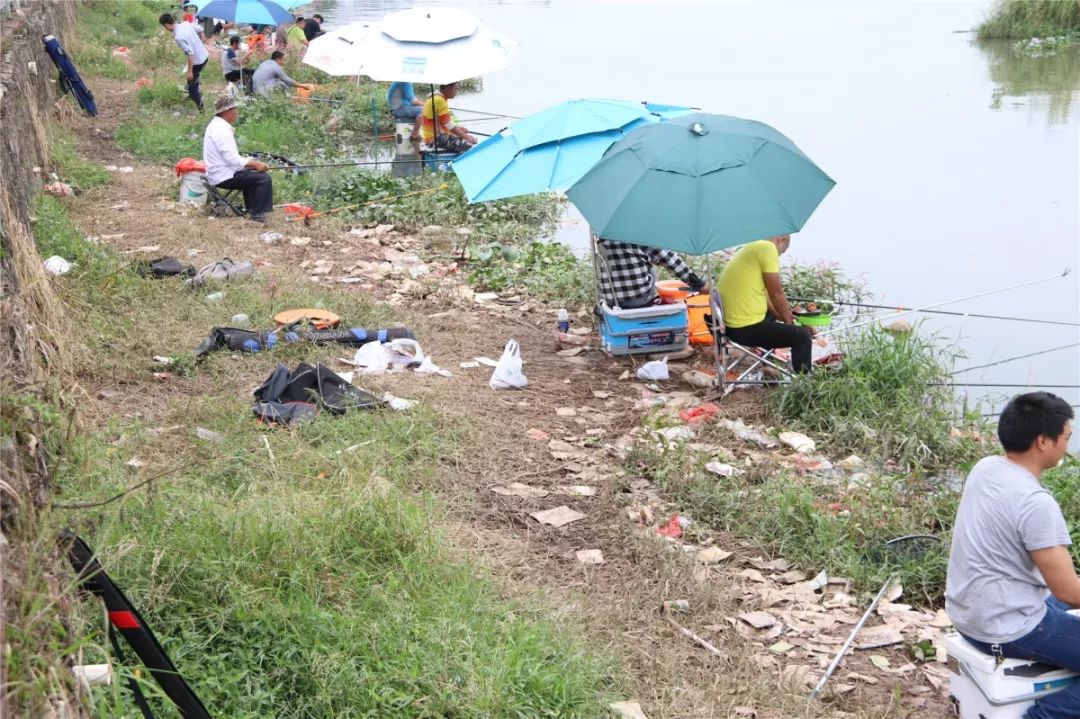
[975,39,1080,124]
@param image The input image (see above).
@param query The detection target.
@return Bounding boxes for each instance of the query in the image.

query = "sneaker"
[248,213,268,223]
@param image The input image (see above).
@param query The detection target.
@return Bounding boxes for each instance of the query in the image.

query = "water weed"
[977,0,1080,40]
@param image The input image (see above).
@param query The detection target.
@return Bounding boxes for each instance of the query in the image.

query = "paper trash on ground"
[530,506,586,527]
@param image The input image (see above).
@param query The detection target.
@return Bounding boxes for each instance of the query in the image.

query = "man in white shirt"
[203,95,273,222]
[946,391,1078,719]
[159,13,210,111]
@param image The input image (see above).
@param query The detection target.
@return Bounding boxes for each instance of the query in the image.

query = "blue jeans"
[391,104,422,121]
[961,597,1080,719]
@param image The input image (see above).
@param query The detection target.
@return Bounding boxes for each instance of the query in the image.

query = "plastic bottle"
[556,308,570,333]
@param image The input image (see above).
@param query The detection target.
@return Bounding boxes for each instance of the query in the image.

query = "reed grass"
[977,0,1080,40]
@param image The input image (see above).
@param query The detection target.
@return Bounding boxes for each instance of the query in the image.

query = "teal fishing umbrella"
[452,99,691,202]
[193,0,301,26]
[567,113,836,255]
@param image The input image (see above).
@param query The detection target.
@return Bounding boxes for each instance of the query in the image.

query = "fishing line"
[931,382,1080,389]
[952,342,1080,375]
[789,297,1080,328]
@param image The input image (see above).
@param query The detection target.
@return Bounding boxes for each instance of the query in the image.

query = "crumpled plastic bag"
[636,356,669,381]
[353,342,391,375]
[489,339,528,390]
[43,256,73,275]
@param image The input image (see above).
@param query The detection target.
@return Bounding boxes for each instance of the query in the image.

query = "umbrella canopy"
[193,0,298,25]
[380,7,479,43]
[567,113,836,255]
[452,100,692,202]
[302,16,516,84]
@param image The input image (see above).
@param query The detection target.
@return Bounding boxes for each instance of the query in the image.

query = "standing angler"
[158,13,209,112]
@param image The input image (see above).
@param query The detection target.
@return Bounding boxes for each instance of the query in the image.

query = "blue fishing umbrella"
[506,98,688,150]
[193,0,299,25]
[452,100,691,203]
[567,113,836,255]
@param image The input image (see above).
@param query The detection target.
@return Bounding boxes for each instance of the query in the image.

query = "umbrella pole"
[707,264,726,396]
[430,83,438,174]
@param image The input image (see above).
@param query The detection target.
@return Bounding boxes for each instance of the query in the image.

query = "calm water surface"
[309,1,1080,434]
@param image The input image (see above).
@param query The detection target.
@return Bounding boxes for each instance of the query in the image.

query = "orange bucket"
[657,280,713,345]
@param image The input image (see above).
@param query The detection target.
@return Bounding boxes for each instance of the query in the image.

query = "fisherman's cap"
[214,94,238,114]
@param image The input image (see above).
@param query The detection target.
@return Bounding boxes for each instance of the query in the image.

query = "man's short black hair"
[159,13,175,26]
[313,14,323,20]
[998,391,1074,452]
[229,35,240,46]
[271,50,285,60]
[294,15,304,22]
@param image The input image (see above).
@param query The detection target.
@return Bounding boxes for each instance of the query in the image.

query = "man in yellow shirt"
[421,82,477,154]
[716,234,812,372]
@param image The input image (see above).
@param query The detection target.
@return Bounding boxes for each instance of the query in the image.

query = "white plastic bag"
[353,342,391,375]
[43,255,73,275]
[489,339,528,390]
[636,356,669,381]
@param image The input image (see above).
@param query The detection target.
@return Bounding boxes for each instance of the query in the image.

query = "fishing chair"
[203,177,246,218]
[706,289,793,395]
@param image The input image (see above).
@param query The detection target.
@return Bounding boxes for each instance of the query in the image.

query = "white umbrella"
[380,7,478,44]
[303,12,517,84]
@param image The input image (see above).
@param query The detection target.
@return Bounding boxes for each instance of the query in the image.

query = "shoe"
[248,213,268,223]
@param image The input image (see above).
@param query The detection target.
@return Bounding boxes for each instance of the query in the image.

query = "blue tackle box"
[600,302,689,356]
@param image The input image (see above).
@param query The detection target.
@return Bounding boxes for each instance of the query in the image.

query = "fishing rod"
[789,296,1080,328]
[451,107,522,120]
[952,342,1080,375]
[265,140,491,172]
[284,183,449,224]
[819,268,1073,337]
[933,382,1080,389]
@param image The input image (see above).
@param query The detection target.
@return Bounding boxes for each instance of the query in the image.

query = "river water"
[309,0,1080,436]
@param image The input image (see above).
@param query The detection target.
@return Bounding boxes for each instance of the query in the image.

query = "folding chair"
[203,177,246,218]
[707,288,793,395]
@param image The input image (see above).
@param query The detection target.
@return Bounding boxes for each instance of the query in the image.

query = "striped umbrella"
[193,0,300,26]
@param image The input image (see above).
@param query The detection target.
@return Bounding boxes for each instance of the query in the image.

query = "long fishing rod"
[789,296,1080,328]
[451,107,522,120]
[933,382,1080,389]
[819,268,1073,337]
[952,342,1080,375]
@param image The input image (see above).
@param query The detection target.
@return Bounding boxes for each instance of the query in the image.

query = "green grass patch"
[48,127,109,192]
[115,113,203,163]
[770,326,987,470]
[31,195,114,276]
[977,0,1080,40]
[136,78,187,107]
[469,239,593,310]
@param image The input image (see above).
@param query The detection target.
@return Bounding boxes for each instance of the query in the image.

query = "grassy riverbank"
[977,0,1080,40]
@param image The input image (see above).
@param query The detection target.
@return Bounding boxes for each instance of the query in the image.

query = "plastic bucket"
[795,312,832,328]
[178,171,207,206]
[394,122,415,156]
[656,280,713,345]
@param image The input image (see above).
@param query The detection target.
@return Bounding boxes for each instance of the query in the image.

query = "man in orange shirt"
[421,82,477,154]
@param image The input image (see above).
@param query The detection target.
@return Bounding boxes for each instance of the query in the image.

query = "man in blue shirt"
[387,81,423,142]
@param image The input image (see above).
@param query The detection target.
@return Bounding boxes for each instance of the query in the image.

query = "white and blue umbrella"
[452,100,691,203]
[193,0,300,26]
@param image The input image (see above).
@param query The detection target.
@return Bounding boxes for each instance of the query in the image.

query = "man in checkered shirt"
[597,237,706,309]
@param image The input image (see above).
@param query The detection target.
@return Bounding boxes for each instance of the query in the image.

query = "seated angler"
[596,236,705,309]
[946,392,1078,719]
[251,50,312,97]
[203,95,273,222]
[221,36,255,94]
[716,234,813,373]
[421,82,477,154]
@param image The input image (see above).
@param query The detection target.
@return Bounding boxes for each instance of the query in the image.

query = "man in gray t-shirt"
[251,51,312,97]
[945,391,1078,719]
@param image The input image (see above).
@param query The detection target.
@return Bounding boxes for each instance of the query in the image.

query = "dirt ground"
[55,78,952,719]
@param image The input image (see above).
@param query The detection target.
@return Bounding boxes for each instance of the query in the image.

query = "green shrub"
[771,326,987,470]
[978,0,1080,39]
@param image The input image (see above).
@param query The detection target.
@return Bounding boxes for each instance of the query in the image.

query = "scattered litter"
[592,390,612,399]
[474,291,499,303]
[661,599,690,614]
[556,485,596,497]
[381,392,416,411]
[679,403,719,424]
[548,439,579,460]
[530,505,586,527]
[43,255,73,275]
[776,570,807,584]
[459,360,480,369]
[739,611,777,629]
[125,458,145,469]
[187,258,255,286]
[704,461,739,478]
[475,356,498,367]
[151,355,173,365]
[618,369,631,381]
[72,663,112,690]
[857,625,904,649]
[656,515,684,538]
[205,292,224,303]
[525,428,550,441]
[557,346,586,357]
[695,546,732,564]
[44,181,73,197]
[492,482,550,499]
[259,231,285,244]
[769,640,794,654]
[576,549,604,565]
[719,418,779,448]
[253,362,382,425]
[737,568,767,583]
[779,431,816,453]
[151,371,172,380]
[657,426,695,442]
[837,454,865,471]
[415,355,452,377]
[869,655,891,669]
[808,569,830,591]
[489,339,528,390]
[635,356,669,381]
[681,370,715,388]
[195,427,224,443]
[609,701,649,719]
[230,314,250,327]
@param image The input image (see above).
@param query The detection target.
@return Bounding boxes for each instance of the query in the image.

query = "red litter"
[656,515,683,538]
[679,403,719,424]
